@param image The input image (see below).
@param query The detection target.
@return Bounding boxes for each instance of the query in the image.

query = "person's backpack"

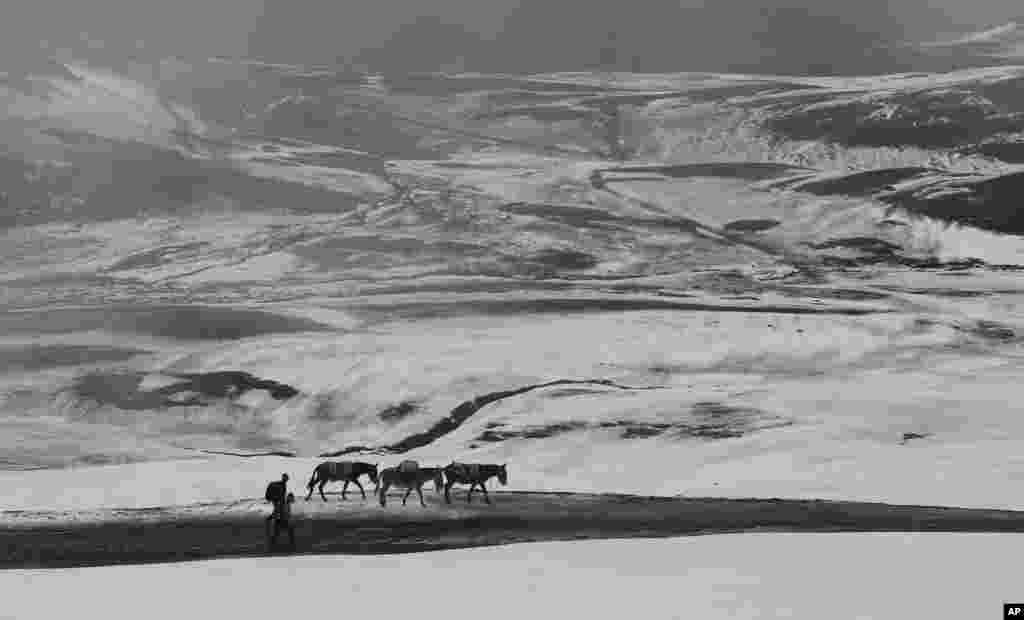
[398,460,419,473]
[265,480,285,504]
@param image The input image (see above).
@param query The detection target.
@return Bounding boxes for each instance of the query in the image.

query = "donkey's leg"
[444,481,455,504]
[341,480,350,500]
[402,487,413,506]
[379,482,389,507]
[353,479,367,500]
[319,480,328,502]
[416,484,426,507]
[480,482,491,505]
[305,475,316,501]
[467,483,475,504]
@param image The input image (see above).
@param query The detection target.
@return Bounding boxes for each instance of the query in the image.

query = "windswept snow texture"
[6,48,1024,599]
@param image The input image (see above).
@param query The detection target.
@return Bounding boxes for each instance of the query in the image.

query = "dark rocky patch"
[357,280,577,296]
[776,287,890,301]
[607,162,804,181]
[318,446,379,458]
[70,370,300,411]
[723,219,781,233]
[498,201,702,235]
[680,401,792,440]
[966,140,1024,164]
[653,291,697,299]
[163,372,300,401]
[546,387,607,398]
[477,420,669,442]
[476,404,789,443]
[957,320,1018,342]
[0,305,333,341]
[330,380,662,456]
[618,424,670,439]
[878,171,1024,235]
[500,202,616,223]
[522,249,599,271]
[807,237,902,255]
[476,421,589,442]
[689,270,768,296]
[900,432,931,445]
[347,297,882,322]
[882,287,990,298]
[597,421,674,439]
[820,254,999,270]
[791,167,932,197]
[383,379,646,454]
[105,242,209,272]
[763,82,1024,150]
[379,402,419,423]
[199,449,297,458]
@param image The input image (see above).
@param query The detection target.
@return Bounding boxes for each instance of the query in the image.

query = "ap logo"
[1006,604,1024,617]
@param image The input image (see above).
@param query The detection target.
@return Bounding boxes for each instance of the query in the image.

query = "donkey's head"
[497,464,508,486]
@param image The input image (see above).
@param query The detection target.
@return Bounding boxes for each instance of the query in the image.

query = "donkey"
[305,461,380,501]
[377,465,445,508]
[442,462,508,505]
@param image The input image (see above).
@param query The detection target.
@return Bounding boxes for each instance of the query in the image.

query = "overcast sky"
[2,0,1021,73]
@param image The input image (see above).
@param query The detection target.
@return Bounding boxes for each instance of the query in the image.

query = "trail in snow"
[4,491,1024,569]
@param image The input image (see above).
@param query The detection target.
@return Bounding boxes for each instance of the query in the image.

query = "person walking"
[270,492,297,549]
[264,473,289,537]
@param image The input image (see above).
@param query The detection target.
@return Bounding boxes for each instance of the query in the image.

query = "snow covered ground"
[3,49,1024,620]
[2,534,1019,620]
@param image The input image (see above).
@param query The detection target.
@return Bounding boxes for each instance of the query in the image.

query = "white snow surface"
[1,534,1019,620]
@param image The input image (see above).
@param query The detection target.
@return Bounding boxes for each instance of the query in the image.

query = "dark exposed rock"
[162,372,299,401]
[723,219,781,233]
[71,370,300,411]
[379,401,419,423]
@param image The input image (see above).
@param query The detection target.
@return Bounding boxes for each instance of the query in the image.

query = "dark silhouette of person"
[270,492,297,549]
[264,473,289,536]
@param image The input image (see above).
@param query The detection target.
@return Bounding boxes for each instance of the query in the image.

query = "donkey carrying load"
[377,460,444,508]
[305,461,380,501]
[443,462,508,504]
